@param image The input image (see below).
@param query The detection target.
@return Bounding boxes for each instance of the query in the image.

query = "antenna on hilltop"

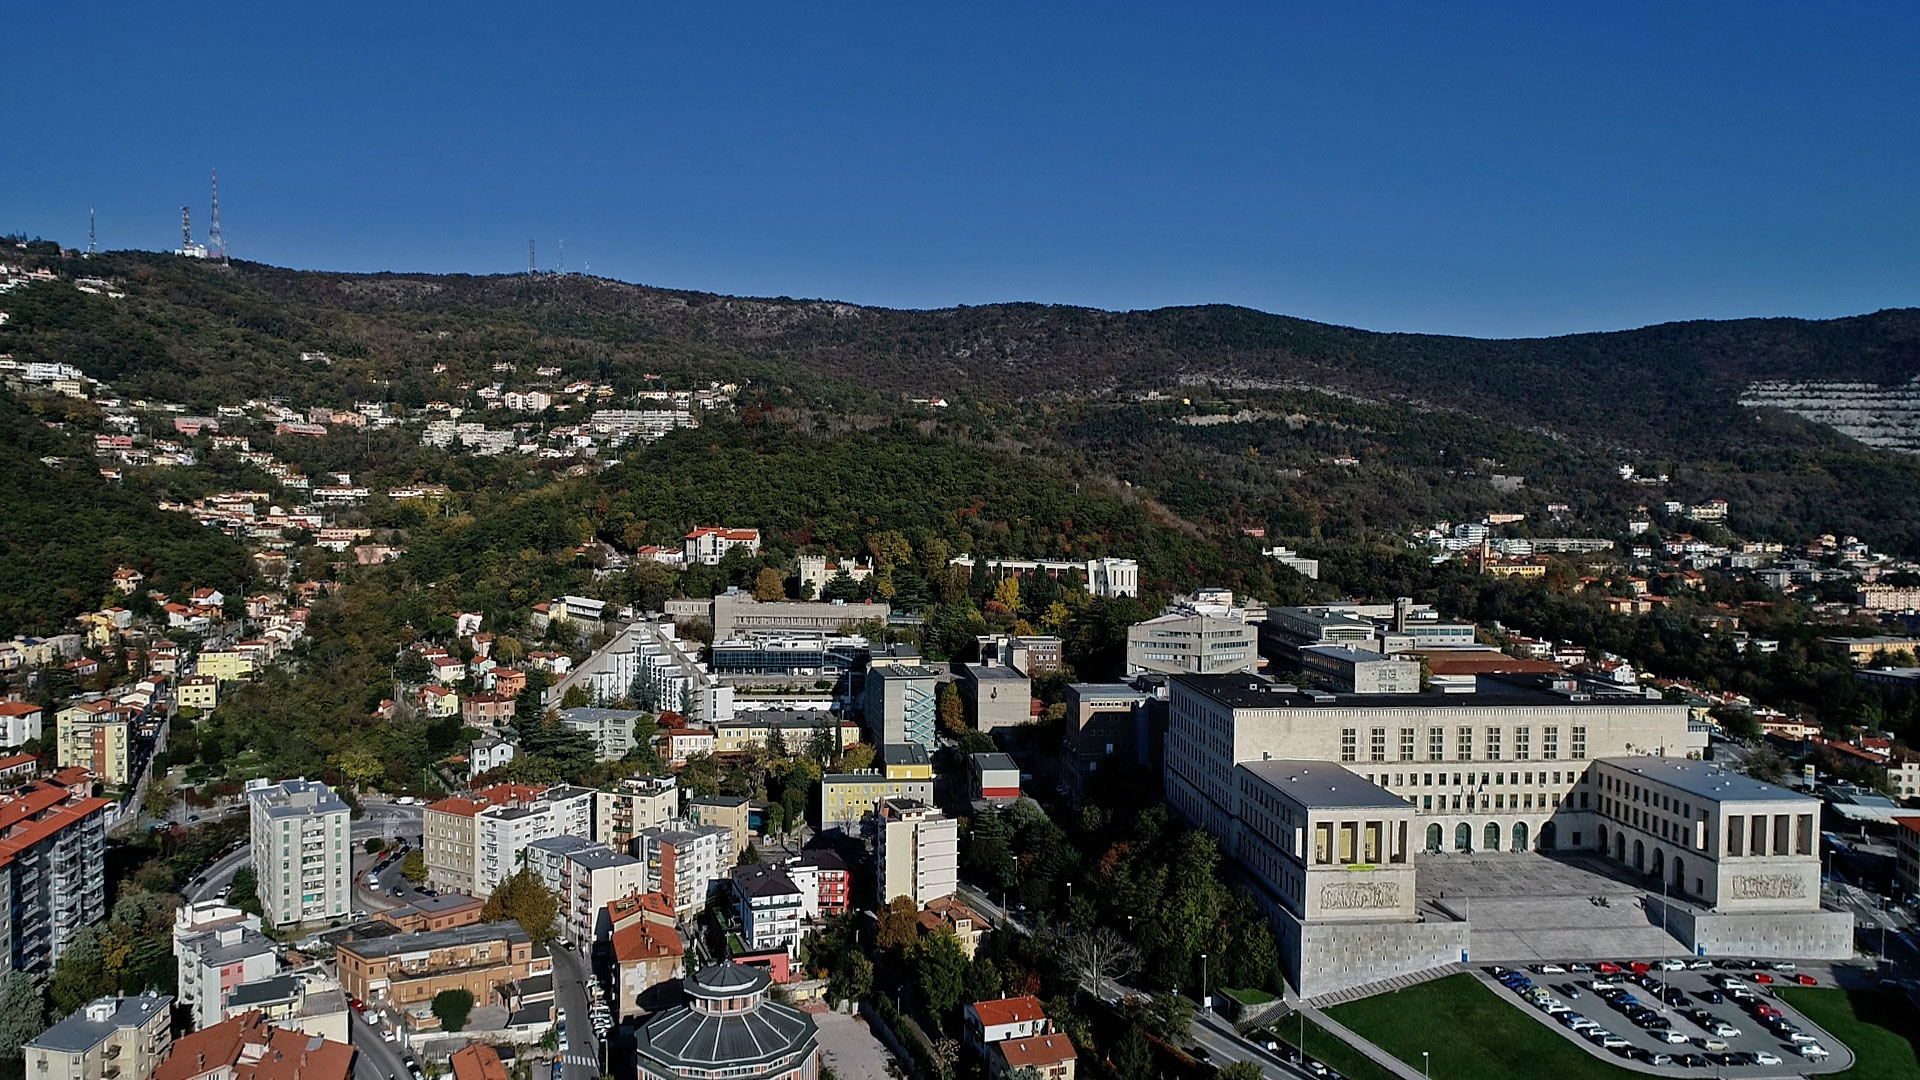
[208,169,228,265]
[181,206,192,250]
[88,208,96,256]
[529,239,536,275]
[558,239,565,275]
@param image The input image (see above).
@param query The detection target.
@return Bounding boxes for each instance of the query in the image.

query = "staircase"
[1305,962,1463,1008]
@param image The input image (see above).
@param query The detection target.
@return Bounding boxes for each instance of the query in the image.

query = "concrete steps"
[1305,962,1463,1008]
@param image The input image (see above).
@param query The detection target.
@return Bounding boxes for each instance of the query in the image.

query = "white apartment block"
[635,821,734,920]
[732,864,805,956]
[876,798,957,908]
[475,785,595,895]
[1125,613,1259,676]
[173,902,279,1030]
[246,778,350,927]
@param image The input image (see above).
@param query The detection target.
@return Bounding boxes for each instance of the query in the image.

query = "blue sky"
[5,3,1917,337]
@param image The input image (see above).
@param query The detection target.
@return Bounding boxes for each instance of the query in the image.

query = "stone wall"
[1274,903,1471,998]
[1649,899,1854,960]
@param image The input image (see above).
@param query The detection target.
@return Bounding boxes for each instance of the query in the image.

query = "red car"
[1598,962,1621,974]
[1753,972,1774,985]
[349,997,366,1013]
[1794,973,1817,986]
[1630,961,1651,975]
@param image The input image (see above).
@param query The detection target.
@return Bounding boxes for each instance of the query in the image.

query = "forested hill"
[8,247,1920,460]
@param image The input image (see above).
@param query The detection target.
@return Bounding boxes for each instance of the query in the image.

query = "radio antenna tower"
[529,239,536,275]
[207,169,228,265]
[87,208,97,256]
[181,206,192,250]
[558,239,565,275]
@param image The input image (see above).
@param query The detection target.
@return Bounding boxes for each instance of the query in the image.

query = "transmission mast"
[208,169,228,265]
[181,206,192,250]
[87,208,96,256]
[558,239,565,275]
[529,239,536,275]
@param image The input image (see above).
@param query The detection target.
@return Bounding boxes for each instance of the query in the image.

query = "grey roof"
[639,965,815,1073]
[249,777,347,819]
[721,709,848,729]
[971,752,1018,772]
[732,865,802,899]
[1596,756,1811,804]
[966,664,1028,682]
[527,834,597,856]
[338,919,529,959]
[569,846,639,871]
[180,927,278,965]
[1173,672,1669,710]
[560,707,646,725]
[691,795,749,807]
[27,996,172,1053]
[1299,645,1406,665]
[882,743,930,767]
[869,664,943,680]
[224,973,301,1009]
[1237,760,1410,810]
[1068,683,1147,701]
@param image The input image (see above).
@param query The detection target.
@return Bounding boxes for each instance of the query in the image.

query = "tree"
[1216,1062,1263,1080]
[913,929,968,1023]
[754,567,787,602]
[394,651,431,684]
[992,577,1021,615]
[365,837,387,855]
[432,988,475,1032]
[481,867,559,944]
[740,843,762,866]
[1136,992,1194,1042]
[560,685,592,709]
[1112,1027,1154,1080]
[962,954,1002,1004]
[0,971,48,1061]
[48,928,106,1015]
[333,746,383,790]
[1057,926,1137,997]
[402,850,427,883]
[142,782,178,819]
[228,867,262,918]
[838,743,875,772]
[876,896,920,953]
[938,682,966,736]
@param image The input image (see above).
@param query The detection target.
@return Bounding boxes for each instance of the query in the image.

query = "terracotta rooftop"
[970,995,1046,1028]
[611,919,684,964]
[153,1011,354,1080]
[996,1034,1077,1068]
[450,1045,510,1080]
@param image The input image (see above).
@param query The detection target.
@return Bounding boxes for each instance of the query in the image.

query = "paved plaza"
[810,1008,898,1080]
[1418,851,1691,962]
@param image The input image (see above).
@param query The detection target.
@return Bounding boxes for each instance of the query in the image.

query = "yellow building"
[711,714,860,755]
[818,744,935,830]
[195,649,254,683]
[56,701,133,785]
[177,675,220,712]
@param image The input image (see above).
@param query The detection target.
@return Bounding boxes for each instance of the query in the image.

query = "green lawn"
[1778,987,1920,1079]
[1328,974,1638,1080]
[1224,986,1278,1005]
[1270,1013,1401,1080]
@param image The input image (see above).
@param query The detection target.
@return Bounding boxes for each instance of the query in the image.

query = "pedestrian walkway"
[1299,1006,1429,1080]
[1305,962,1461,1008]
[560,1053,597,1067]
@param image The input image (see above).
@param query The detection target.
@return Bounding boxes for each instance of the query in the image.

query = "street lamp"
[1200,953,1209,1012]
[1422,1051,1430,1080]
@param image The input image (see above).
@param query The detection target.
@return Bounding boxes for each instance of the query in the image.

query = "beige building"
[335,920,548,1010]
[55,701,133,785]
[1125,613,1259,677]
[1234,761,1418,925]
[24,995,173,1080]
[876,798,957,908]
[422,783,545,895]
[196,649,255,682]
[687,795,750,855]
[177,675,220,712]
[595,776,681,851]
[819,745,934,831]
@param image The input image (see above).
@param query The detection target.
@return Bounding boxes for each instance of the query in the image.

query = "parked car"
[1754,1052,1783,1066]
[1794,973,1818,986]
[1656,959,1686,971]
[1799,1043,1830,1059]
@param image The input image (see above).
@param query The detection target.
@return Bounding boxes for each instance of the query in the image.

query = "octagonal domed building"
[634,963,819,1080]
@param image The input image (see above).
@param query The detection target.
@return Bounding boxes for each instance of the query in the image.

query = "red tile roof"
[996,1034,1077,1068]
[970,995,1047,1028]
[450,1045,511,1080]
[154,1012,354,1080]
[0,702,40,717]
[611,919,684,964]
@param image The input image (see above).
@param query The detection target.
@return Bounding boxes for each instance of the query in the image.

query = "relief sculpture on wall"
[1728,873,1806,900]
[1321,880,1399,910]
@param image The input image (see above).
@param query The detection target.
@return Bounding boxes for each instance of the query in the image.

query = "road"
[349,1006,413,1080]
[550,943,606,1080]
[184,801,424,906]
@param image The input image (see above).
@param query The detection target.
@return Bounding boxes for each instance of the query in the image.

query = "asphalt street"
[549,944,606,1080]
[184,801,423,906]
[349,1006,414,1080]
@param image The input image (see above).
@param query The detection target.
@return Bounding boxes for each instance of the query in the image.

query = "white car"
[1660,1031,1690,1045]
[1799,1043,1830,1059]
[1656,959,1686,971]
[1754,1052,1783,1066]
[1709,1023,1741,1038]
[1539,963,1567,973]
[1600,1034,1631,1050]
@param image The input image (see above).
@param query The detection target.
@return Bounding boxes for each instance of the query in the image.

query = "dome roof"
[687,962,771,998]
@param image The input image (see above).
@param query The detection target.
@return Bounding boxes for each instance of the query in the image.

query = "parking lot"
[1479,959,1855,1075]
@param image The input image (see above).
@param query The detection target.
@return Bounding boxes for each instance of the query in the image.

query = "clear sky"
[6,3,1917,337]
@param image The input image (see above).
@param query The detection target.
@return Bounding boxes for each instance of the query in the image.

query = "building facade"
[335,921,548,1010]
[636,822,735,920]
[876,798,957,908]
[818,745,935,831]
[0,776,111,973]
[1125,614,1259,677]
[595,776,681,851]
[246,777,350,927]
[633,965,818,1080]
[24,995,173,1080]
[865,666,942,751]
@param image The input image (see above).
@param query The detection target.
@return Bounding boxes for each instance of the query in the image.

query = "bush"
[432,989,474,1032]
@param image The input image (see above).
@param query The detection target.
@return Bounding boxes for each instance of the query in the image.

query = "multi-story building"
[733,864,805,956]
[706,594,892,642]
[0,775,111,973]
[220,972,352,1044]
[864,666,942,751]
[945,556,1139,599]
[1126,614,1259,677]
[961,662,1031,732]
[560,707,644,761]
[609,893,686,1021]
[1063,683,1149,790]
[0,700,45,746]
[173,901,279,1029]
[710,634,870,679]
[468,735,517,780]
[423,783,545,895]
[177,676,220,712]
[462,691,516,728]
[970,753,1021,803]
[246,777,350,927]
[153,1011,354,1080]
[335,921,549,1011]
[1857,584,1920,611]
[876,798,957,908]
[553,621,732,722]
[818,744,934,831]
[783,849,851,917]
[633,964,818,1080]
[684,527,762,565]
[964,995,1049,1052]
[595,776,680,851]
[635,821,734,920]
[1298,645,1422,694]
[24,995,173,1080]
[712,711,861,755]
[475,785,595,894]
[54,700,133,785]
[1895,816,1920,901]
[687,796,750,855]
[527,837,646,944]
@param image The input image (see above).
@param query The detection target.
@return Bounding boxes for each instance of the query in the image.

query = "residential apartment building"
[422,783,544,895]
[196,649,254,682]
[335,920,549,1010]
[177,676,220,712]
[635,821,734,920]
[783,849,851,918]
[220,972,353,1044]
[595,776,680,851]
[54,700,133,785]
[0,700,44,746]
[1895,817,1920,901]
[24,995,173,1080]
[559,707,644,761]
[707,593,891,641]
[527,836,646,944]
[173,901,279,1029]
[246,777,350,927]
[475,785,595,894]
[865,665,942,751]
[153,1011,354,1080]
[553,621,732,722]
[876,798,957,908]
[0,775,111,973]
[712,711,861,755]
[819,744,934,831]
[684,527,762,565]
[610,893,686,1021]
[1125,613,1259,677]
[733,864,805,956]
[687,796,750,855]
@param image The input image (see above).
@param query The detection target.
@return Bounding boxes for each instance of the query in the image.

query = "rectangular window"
[1423,773,1433,786]
[1451,795,1461,810]
[1400,728,1416,762]
[1485,727,1502,760]
[1571,726,1588,760]
[1429,727,1445,762]
[1514,726,1531,760]
[1543,727,1560,760]
[1370,727,1387,763]
[1457,726,1474,760]
[1422,795,1433,811]
[1340,728,1357,762]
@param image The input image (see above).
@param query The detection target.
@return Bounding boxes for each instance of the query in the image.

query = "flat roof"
[28,996,172,1052]
[1173,672,1669,711]
[1595,756,1810,804]
[967,664,1029,681]
[971,752,1018,771]
[337,919,528,959]
[1237,760,1409,810]
[1300,645,1406,665]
